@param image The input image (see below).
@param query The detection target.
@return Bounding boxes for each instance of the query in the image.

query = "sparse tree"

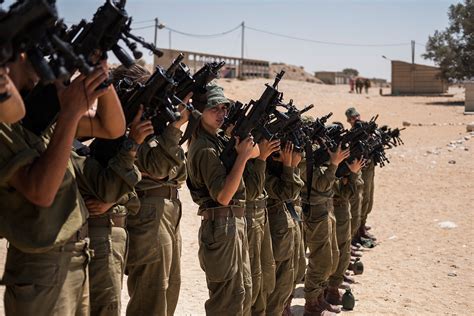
[342,68,359,77]
[423,0,473,81]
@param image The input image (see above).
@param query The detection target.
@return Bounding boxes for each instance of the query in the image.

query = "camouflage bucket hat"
[193,81,230,113]
[205,81,229,109]
[345,107,360,118]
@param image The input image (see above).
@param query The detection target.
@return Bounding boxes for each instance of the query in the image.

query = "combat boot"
[325,286,343,305]
[318,293,341,313]
[304,298,337,316]
[351,249,363,257]
[344,273,355,284]
[283,295,294,316]
[358,224,377,241]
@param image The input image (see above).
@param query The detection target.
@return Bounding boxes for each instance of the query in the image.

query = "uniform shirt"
[72,147,141,216]
[299,159,338,206]
[333,172,363,201]
[186,124,245,213]
[135,125,186,191]
[244,158,267,202]
[265,160,304,207]
[0,122,87,253]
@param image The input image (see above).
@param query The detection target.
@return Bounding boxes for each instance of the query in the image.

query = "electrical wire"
[163,23,242,38]
[246,25,412,47]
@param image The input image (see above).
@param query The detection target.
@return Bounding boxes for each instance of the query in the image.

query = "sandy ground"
[1,81,473,315]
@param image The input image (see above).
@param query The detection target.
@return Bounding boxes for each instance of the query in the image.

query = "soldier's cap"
[345,107,360,118]
[193,81,230,113]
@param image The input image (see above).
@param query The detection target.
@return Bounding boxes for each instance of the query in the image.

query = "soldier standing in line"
[1,53,125,315]
[72,106,154,316]
[345,107,377,244]
[326,159,364,306]
[265,142,304,316]
[300,143,350,316]
[108,64,191,316]
[244,138,280,315]
[186,83,258,315]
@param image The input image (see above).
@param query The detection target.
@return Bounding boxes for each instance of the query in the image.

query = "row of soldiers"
[0,2,384,316]
[1,56,379,316]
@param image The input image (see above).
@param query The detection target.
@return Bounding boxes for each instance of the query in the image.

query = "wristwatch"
[122,138,139,152]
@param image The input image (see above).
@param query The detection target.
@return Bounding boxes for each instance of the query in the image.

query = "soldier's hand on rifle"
[85,198,114,216]
[56,67,109,119]
[235,134,257,160]
[129,105,154,145]
[291,150,302,167]
[258,139,280,161]
[347,158,365,174]
[329,144,350,166]
[173,92,193,129]
[279,142,294,167]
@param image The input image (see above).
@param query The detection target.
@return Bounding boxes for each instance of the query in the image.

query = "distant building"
[465,82,474,113]
[154,48,270,79]
[391,60,448,94]
[314,71,351,85]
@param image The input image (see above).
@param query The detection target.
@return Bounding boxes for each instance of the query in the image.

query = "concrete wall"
[391,60,448,94]
[465,82,474,113]
[154,48,269,79]
[314,72,351,85]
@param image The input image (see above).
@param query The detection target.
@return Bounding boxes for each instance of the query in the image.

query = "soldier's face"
[348,115,360,127]
[202,104,228,131]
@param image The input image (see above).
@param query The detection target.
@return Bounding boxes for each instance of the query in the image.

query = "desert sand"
[0,80,473,315]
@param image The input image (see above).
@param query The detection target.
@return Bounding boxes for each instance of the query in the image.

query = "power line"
[164,23,242,38]
[246,25,412,47]
[132,25,155,31]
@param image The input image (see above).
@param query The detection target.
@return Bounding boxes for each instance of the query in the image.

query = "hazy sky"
[6,0,460,80]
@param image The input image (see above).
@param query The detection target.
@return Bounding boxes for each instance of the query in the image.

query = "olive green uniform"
[328,172,363,288]
[300,161,339,301]
[73,147,142,316]
[360,160,375,227]
[265,161,304,316]
[244,159,275,316]
[0,123,89,316]
[187,125,251,316]
[349,176,364,239]
[292,202,306,290]
[126,125,186,316]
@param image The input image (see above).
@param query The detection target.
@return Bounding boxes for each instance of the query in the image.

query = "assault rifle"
[219,71,286,171]
[266,100,314,152]
[119,53,184,132]
[89,55,184,167]
[0,0,79,100]
[58,0,161,82]
[173,61,226,145]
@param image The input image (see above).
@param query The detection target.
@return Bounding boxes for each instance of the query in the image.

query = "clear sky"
[5,0,460,80]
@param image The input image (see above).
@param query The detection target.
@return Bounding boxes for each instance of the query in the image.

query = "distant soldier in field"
[355,78,364,94]
[364,79,371,94]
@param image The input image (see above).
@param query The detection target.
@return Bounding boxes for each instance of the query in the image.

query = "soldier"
[363,79,371,94]
[1,53,125,315]
[186,83,258,315]
[355,78,363,94]
[0,66,25,124]
[109,64,191,316]
[326,159,364,306]
[72,106,153,316]
[345,107,377,243]
[265,142,304,315]
[244,138,280,315]
[300,143,350,316]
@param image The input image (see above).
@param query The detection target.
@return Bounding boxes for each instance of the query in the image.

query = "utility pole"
[169,30,172,50]
[154,17,159,48]
[240,21,245,78]
[411,40,415,64]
